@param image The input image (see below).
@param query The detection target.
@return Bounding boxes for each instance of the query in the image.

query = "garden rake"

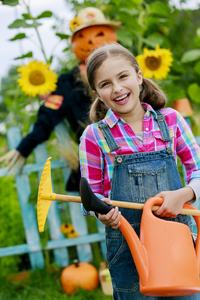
[37,157,200,233]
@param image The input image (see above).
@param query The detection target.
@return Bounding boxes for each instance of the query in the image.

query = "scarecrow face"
[72,25,117,63]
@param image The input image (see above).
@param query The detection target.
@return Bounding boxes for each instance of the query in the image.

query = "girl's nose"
[113,82,123,93]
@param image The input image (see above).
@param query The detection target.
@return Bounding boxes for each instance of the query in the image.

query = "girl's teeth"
[115,94,127,101]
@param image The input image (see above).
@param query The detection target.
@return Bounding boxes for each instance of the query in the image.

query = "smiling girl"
[79,43,200,299]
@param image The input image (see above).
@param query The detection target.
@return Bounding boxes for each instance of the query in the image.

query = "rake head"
[37,157,53,232]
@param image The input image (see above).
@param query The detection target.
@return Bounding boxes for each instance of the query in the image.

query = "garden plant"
[0,0,200,299]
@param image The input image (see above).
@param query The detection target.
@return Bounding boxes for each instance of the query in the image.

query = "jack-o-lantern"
[70,7,122,63]
[72,25,118,63]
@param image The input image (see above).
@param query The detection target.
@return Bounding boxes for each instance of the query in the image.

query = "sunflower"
[17,61,57,97]
[136,45,173,80]
[69,16,82,31]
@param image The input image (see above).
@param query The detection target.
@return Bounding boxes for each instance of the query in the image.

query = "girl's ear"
[137,70,143,85]
[93,90,102,100]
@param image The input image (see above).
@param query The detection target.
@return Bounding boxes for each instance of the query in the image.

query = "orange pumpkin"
[72,25,118,63]
[61,260,99,295]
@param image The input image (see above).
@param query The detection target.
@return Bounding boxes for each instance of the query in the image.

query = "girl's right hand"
[97,198,121,229]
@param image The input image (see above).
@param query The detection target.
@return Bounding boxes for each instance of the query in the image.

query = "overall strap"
[155,110,171,143]
[97,121,120,152]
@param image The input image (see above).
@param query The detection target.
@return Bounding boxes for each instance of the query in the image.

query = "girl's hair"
[86,43,167,123]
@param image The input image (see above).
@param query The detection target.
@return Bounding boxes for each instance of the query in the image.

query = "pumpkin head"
[61,260,99,295]
[72,25,118,63]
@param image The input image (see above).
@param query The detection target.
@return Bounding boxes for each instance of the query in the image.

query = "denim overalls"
[98,111,198,300]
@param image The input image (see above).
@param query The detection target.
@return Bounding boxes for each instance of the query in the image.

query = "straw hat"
[70,7,122,39]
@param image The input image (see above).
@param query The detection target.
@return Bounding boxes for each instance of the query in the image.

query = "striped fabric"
[79,103,200,198]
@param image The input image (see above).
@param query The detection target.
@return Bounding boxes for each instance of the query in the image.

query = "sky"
[0,0,74,84]
[0,0,200,86]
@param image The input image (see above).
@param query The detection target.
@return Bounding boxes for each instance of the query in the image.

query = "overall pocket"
[128,160,169,202]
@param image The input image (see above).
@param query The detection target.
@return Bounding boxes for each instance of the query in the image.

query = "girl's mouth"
[114,93,130,105]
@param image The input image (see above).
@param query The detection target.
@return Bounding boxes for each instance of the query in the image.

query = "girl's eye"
[120,74,127,79]
[101,82,109,88]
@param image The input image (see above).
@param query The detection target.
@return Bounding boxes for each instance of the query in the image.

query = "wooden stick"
[40,193,200,217]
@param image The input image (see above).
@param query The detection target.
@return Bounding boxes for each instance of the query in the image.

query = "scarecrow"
[0,7,121,192]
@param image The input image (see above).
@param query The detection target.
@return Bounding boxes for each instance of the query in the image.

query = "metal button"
[145,127,149,131]
[117,157,123,163]
[166,148,172,154]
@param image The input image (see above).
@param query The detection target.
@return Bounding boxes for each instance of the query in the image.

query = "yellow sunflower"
[69,16,82,31]
[136,45,173,80]
[17,61,57,97]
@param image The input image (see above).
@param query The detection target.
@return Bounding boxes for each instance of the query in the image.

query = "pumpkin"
[72,25,118,63]
[61,259,99,295]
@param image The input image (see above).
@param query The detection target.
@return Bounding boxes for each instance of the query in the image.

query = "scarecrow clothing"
[16,66,91,191]
[79,105,200,299]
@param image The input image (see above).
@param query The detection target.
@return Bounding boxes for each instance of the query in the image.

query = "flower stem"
[21,0,49,64]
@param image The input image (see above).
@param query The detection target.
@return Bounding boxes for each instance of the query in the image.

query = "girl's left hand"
[154,187,194,218]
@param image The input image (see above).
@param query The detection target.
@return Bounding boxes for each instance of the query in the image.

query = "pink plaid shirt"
[79,103,200,198]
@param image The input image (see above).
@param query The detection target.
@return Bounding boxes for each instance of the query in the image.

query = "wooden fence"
[0,122,106,270]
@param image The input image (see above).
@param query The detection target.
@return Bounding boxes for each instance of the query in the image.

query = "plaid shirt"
[79,103,200,198]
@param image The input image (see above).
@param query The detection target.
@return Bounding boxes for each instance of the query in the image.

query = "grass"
[0,269,113,300]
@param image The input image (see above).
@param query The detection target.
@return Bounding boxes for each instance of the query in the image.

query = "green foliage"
[0,269,112,300]
[0,66,39,131]
[66,0,200,108]
[0,176,25,276]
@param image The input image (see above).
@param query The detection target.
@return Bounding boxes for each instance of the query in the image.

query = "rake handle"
[40,193,200,217]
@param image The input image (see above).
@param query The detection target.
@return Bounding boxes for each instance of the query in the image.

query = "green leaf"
[8,19,42,29]
[22,13,32,20]
[9,33,27,41]
[165,84,186,103]
[181,49,200,63]
[3,0,19,6]
[194,61,200,75]
[145,33,164,48]
[36,11,53,19]
[14,51,33,60]
[118,8,139,17]
[188,83,200,103]
[56,33,70,40]
[116,30,133,48]
[150,2,171,17]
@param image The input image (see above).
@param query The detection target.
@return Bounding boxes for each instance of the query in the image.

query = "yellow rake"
[37,157,200,233]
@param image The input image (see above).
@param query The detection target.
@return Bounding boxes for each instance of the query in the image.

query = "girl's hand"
[154,187,195,218]
[97,198,121,229]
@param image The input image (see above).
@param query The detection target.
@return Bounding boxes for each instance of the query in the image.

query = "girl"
[79,43,200,299]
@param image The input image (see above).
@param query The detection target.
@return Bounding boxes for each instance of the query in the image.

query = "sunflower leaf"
[14,52,33,60]
[2,0,19,6]
[188,83,200,103]
[9,33,27,41]
[22,13,32,20]
[150,2,171,17]
[181,49,200,63]
[36,11,53,19]
[56,33,70,40]
[194,61,200,75]
[8,19,42,29]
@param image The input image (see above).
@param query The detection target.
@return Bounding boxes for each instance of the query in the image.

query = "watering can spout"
[119,215,149,285]
[80,177,149,285]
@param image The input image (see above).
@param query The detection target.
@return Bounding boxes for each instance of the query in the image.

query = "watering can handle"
[183,202,200,273]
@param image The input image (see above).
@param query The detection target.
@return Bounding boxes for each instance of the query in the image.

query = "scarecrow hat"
[70,7,122,40]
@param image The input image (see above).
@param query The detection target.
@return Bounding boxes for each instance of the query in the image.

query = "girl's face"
[94,57,143,119]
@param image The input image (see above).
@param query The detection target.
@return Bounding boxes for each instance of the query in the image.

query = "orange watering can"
[80,177,200,297]
[37,158,200,297]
